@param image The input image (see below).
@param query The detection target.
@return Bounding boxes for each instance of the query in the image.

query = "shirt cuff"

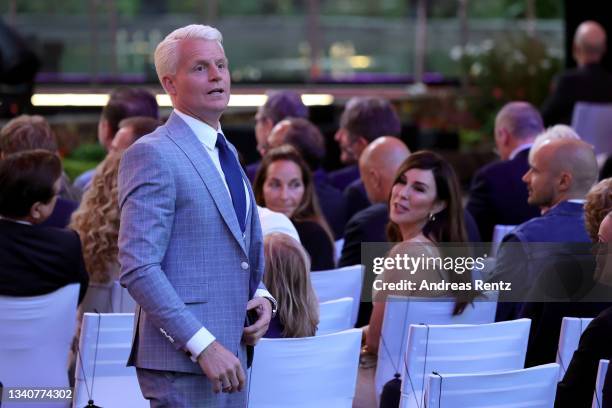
[254,288,273,299]
[185,327,216,363]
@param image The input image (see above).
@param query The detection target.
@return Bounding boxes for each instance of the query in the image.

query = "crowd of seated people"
[4,20,612,404]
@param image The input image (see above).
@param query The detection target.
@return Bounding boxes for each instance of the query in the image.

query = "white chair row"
[0,284,80,408]
[593,359,609,408]
[317,297,353,336]
[398,318,534,408]
[375,291,499,399]
[310,264,364,327]
[556,316,594,380]
[421,363,559,408]
[74,312,362,407]
[73,313,146,408]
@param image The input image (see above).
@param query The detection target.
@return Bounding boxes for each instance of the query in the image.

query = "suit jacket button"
[241,262,249,270]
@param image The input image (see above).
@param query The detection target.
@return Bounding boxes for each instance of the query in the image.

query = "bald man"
[338,137,410,269]
[467,102,543,241]
[493,126,598,321]
[542,20,612,126]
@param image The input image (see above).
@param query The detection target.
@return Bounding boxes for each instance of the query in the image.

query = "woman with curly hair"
[585,178,612,242]
[70,152,122,312]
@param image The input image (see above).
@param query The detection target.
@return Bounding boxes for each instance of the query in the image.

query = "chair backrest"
[310,264,364,327]
[317,297,353,336]
[73,313,148,408]
[375,291,499,398]
[334,238,345,266]
[0,284,79,408]
[110,281,138,313]
[248,328,361,408]
[557,316,594,380]
[571,102,612,156]
[490,224,516,256]
[592,359,610,408]
[400,318,531,408]
[421,363,559,408]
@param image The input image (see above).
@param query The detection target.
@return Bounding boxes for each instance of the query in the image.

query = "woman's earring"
[428,212,436,222]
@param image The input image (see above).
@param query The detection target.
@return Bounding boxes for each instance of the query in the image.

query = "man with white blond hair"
[118,24,274,407]
[492,126,598,321]
[542,20,612,126]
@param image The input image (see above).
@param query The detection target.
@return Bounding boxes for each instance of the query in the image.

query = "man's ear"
[29,201,44,223]
[162,75,177,96]
[353,136,369,156]
[262,118,275,138]
[558,171,573,193]
[499,128,511,148]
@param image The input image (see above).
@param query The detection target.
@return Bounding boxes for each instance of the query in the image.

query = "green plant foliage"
[62,158,99,181]
[452,33,562,142]
[67,143,106,162]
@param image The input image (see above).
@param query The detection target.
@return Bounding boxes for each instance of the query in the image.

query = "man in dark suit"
[329,97,402,221]
[542,20,612,126]
[466,102,543,242]
[267,117,346,238]
[492,127,598,321]
[246,90,308,182]
[0,150,88,302]
[339,137,409,268]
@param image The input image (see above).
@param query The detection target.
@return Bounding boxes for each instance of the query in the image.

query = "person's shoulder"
[355,202,388,221]
[295,219,325,233]
[33,224,81,246]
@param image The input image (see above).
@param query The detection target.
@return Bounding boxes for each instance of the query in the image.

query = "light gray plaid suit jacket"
[118,112,264,375]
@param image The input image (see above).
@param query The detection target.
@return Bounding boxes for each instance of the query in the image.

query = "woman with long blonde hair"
[263,233,319,338]
[70,152,122,311]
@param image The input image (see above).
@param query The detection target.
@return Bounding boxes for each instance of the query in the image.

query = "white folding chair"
[73,313,147,408]
[423,363,559,408]
[399,318,531,408]
[490,224,516,256]
[593,359,610,408]
[110,281,138,313]
[572,102,612,157]
[317,297,353,336]
[557,316,594,380]
[248,328,362,408]
[375,291,498,400]
[334,238,345,266]
[0,284,79,408]
[310,264,364,327]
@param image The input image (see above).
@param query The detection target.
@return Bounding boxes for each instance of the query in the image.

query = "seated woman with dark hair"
[254,145,335,271]
[263,233,319,338]
[366,151,473,355]
[0,150,88,302]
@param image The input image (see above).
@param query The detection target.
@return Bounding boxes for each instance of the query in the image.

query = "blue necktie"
[216,133,246,233]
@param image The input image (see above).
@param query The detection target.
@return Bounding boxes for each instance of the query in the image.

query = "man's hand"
[197,341,245,394]
[242,297,272,346]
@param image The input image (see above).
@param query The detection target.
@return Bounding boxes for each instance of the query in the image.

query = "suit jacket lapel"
[164,113,247,254]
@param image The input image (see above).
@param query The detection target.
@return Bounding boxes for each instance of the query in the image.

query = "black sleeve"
[343,183,371,224]
[466,168,494,242]
[541,74,574,126]
[297,222,335,271]
[338,216,364,267]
